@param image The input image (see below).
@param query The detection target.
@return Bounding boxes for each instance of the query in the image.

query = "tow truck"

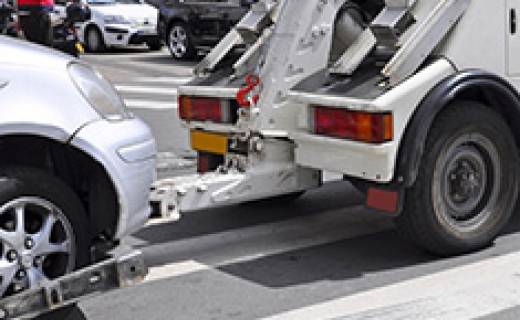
[152,0,520,256]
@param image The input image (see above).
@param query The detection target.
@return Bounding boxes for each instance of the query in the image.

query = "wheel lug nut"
[16,269,26,279]
[33,256,43,267]
[6,250,17,262]
[24,238,34,250]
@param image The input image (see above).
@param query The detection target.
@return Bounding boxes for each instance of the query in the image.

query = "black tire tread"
[396,101,519,256]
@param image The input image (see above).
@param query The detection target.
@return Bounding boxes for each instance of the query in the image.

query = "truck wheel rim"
[433,133,500,233]
[0,197,75,297]
[169,26,187,58]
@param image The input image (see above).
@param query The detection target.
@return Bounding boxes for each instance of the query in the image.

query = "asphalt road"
[77,48,520,320]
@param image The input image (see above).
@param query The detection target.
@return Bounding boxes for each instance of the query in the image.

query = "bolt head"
[16,269,26,279]
[24,238,34,250]
[6,250,17,262]
[33,256,43,267]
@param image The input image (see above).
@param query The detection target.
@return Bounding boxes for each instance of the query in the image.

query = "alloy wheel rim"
[169,26,187,58]
[0,197,75,298]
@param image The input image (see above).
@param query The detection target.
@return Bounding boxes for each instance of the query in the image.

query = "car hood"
[0,36,72,70]
[0,36,101,142]
[90,3,157,19]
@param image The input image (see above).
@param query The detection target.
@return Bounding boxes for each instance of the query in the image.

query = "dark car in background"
[157,0,256,59]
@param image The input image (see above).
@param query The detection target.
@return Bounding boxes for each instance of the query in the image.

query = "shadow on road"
[215,202,520,289]
[134,179,520,290]
[218,229,434,288]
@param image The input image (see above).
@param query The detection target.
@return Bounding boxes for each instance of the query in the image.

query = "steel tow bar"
[0,250,147,319]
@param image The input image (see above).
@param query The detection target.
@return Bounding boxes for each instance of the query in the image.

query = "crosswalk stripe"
[263,251,520,320]
[115,85,178,96]
[144,206,393,283]
[146,260,209,281]
[124,99,177,110]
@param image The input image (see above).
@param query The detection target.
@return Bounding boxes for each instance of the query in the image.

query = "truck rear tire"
[396,101,519,256]
[0,166,90,298]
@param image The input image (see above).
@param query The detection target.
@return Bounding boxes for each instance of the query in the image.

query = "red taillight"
[179,96,223,122]
[313,107,393,143]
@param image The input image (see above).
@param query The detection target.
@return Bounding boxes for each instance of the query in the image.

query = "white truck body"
[153,0,520,255]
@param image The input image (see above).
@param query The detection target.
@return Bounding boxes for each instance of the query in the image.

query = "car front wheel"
[167,22,195,59]
[85,27,106,53]
[0,166,90,299]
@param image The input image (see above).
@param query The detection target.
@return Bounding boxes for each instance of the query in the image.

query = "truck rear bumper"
[0,250,147,319]
[291,131,396,183]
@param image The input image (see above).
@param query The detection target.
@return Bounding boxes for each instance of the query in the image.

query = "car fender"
[0,63,100,142]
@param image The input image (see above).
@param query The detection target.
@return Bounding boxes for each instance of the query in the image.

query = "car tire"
[166,21,195,60]
[146,38,163,51]
[0,166,91,298]
[85,26,106,53]
[396,101,519,256]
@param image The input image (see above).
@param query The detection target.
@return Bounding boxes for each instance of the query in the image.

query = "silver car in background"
[0,36,155,299]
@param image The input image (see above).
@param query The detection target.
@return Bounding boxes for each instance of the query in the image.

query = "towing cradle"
[0,250,147,319]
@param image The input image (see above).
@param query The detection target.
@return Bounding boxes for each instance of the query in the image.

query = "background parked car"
[157,0,256,60]
[70,0,161,52]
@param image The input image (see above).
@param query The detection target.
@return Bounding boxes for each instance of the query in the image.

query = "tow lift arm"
[0,250,147,319]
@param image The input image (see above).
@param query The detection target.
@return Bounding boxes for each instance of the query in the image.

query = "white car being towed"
[79,0,161,52]
[0,36,155,316]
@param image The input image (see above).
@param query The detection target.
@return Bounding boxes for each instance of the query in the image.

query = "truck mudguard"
[397,69,520,187]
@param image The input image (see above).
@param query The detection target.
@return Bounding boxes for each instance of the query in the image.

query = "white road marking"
[263,250,520,320]
[145,206,392,283]
[124,99,177,110]
[115,85,178,96]
[147,260,209,281]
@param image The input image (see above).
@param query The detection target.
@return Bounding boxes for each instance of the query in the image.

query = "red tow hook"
[236,74,261,108]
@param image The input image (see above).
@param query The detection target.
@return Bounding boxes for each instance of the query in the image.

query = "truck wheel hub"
[445,146,488,217]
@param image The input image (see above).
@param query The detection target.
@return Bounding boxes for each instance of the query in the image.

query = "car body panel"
[0,36,100,141]
[157,0,251,49]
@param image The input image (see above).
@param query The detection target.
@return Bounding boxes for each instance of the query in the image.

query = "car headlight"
[68,63,132,121]
[104,15,130,24]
